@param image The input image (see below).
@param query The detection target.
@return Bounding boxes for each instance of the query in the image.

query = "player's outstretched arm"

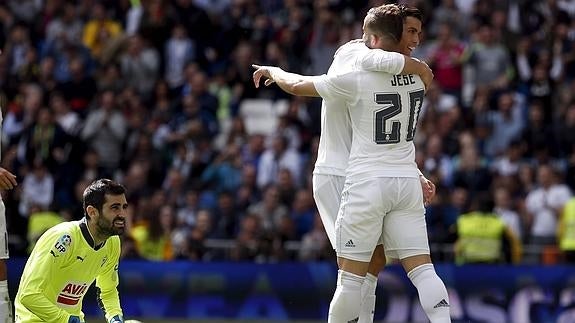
[95,239,123,323]
[252,64,320,97]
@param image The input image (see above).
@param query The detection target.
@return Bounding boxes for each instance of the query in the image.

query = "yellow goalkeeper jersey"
[15,219,122,323]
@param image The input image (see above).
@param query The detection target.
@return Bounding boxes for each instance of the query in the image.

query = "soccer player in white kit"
[308,24,436,323]
[256,9,435,323]
[0,107,19,322]
[252,5,450,323]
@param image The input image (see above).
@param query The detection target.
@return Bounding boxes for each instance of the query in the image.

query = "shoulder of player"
[41,221,80,241]
[41,221,81,256]
[334,39,368,61]
[105,235,122,252]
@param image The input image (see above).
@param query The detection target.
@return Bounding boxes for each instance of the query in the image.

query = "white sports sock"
[0,280,12,323]
[358,273,377,323]
[328,270,364,323]
[407,264,451,323]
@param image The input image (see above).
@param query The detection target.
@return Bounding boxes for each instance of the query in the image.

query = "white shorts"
[312,174,345,249]
[0,200,7,259]
[335,177,430,262]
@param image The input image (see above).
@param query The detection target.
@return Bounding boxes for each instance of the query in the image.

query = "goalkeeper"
[15,179,128,323]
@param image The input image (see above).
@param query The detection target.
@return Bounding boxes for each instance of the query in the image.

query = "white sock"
[407,264,451,323]
[328,270,364,323]
[358,273,377,323]
[0,280,12,323]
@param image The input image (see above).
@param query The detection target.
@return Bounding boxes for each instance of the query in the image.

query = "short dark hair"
[364,4,422,43]
[83,179,126,219]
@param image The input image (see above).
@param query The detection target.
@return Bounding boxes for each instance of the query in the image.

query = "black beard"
[97,216,124,237]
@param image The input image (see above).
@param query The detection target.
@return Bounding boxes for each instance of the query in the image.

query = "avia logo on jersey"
[345,239,355,248]
[57,282,88,306]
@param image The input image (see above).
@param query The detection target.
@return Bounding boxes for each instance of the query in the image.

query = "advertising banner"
[8,259,575,322]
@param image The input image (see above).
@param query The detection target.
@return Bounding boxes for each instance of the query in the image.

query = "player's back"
[315,40,404,177]
[344,71,425,181]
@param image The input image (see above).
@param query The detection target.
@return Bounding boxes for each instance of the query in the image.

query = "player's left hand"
[252,64,276,88]
[419,176,436,206]
[109,315,124,323]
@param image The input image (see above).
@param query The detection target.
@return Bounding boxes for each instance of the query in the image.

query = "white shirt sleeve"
[313,73,356,103]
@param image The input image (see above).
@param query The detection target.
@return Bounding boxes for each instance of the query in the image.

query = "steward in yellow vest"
[453,194,522,264]
[558,197,575,262]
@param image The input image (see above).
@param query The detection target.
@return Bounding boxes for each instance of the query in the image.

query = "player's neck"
[86,220,107,247]
[379,39,400,53]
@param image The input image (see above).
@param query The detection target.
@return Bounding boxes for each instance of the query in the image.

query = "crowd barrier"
[7,259,575,322]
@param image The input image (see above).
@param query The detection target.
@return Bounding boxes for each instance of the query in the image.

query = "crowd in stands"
[2,0,575,264]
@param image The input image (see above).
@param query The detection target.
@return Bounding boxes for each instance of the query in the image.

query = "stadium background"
[3,0,575,321]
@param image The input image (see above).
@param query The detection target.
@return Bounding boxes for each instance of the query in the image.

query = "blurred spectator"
[201,145,242,193]
[8,0,42,25]
[121,235,143,260]
[44,2,84,53]
[231,213,263,261]
[17,107,68,173]
[525,164,572,245]
[55,57,97,115]
[131,204,175,261]
[18,160,54,217]
[257,135,302,189]
[422,133,454,188]
[463,23,514,95]
[211,191,239,239]
[80,89,127,173]
[519,101,557,160]
[247,185,288,233]
[164,24,195,90]
[120,34,160,97]
[484,91,525,157]
[50,91,81,136]
[452,146,491,194]
[426,22,465,95]
[4,23,33,78]
[3,83,43,145]
[298,212,333,261]
[291,189,315,239]
[82,2,122,60]
[493,186,524,242]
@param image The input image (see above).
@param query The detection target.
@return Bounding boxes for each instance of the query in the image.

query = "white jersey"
[313,40,405,177]
[314,70,424,181]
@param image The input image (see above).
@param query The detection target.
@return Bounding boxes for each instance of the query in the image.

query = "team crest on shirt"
[57,281,89,306]
[53,234,72,254]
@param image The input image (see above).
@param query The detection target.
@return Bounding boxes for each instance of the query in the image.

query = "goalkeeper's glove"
[68,316,83,323]
[109,315,124,323]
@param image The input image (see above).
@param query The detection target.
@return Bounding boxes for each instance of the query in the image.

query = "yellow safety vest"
[457,212,506,263]
[559,199,575,251]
